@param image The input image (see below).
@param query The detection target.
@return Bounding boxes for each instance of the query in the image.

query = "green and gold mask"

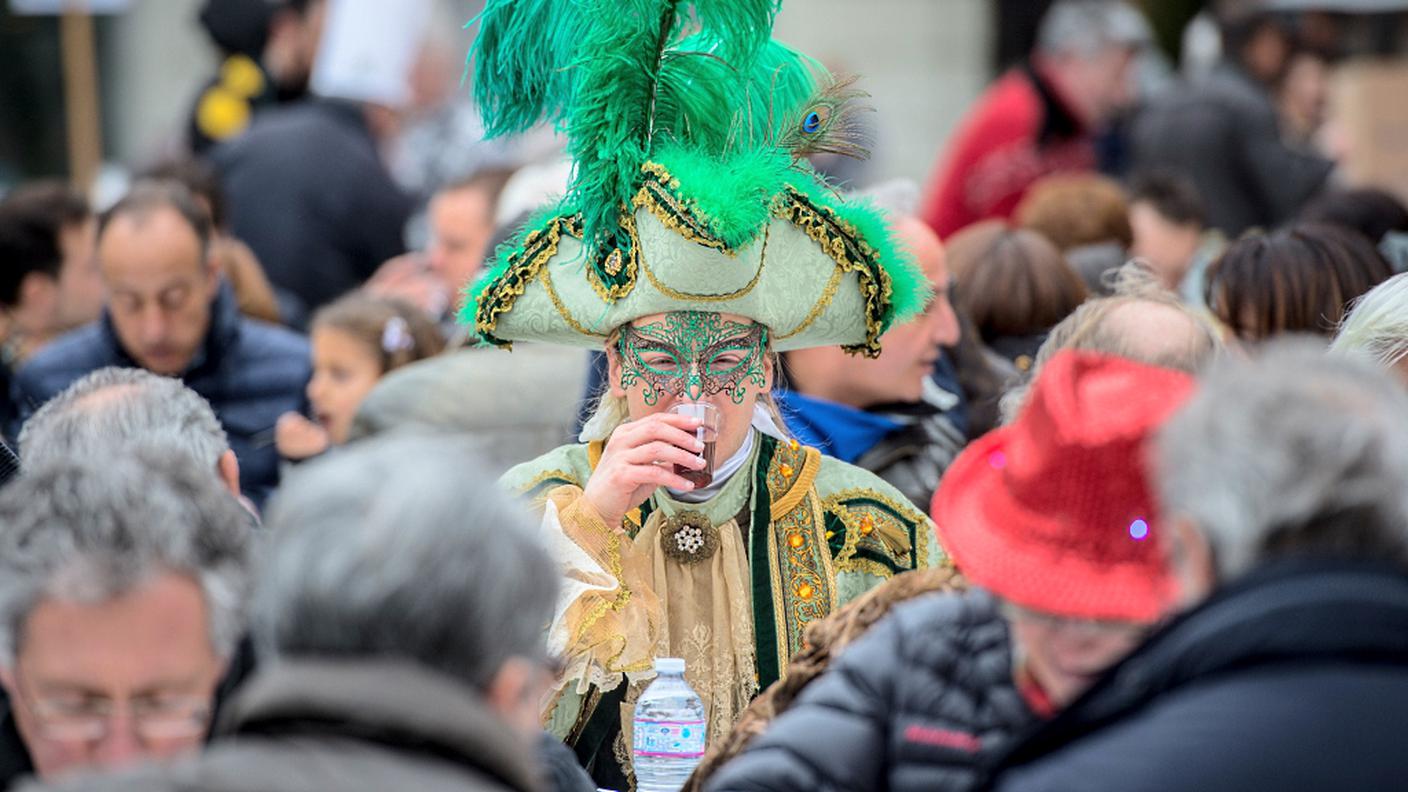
[617,311,769,405]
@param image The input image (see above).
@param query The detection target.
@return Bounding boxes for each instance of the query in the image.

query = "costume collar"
[774,389,902,463]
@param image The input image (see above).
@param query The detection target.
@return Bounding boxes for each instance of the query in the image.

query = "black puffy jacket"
[705,590,1036,792]
[987,559,1408,792]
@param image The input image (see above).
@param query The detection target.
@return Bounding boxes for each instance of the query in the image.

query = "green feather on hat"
[460,0,930,356]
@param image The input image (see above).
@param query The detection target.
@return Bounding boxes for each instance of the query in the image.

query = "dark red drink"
[675,435,717,488]
[668,402,720,489]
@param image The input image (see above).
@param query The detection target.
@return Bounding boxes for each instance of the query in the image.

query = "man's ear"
[1164,515,1216,609]
[16,272,57,316]
[0,665,16,696]
[204,250,223,298]
[483,656,549,739]
[217,450,241,499]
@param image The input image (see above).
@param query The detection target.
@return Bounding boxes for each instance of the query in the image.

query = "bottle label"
[632,718,707,758]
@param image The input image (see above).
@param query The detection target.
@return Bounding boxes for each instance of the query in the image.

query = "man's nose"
[138,306,168,345]
[930,301,961,348]
[91,710,143,770]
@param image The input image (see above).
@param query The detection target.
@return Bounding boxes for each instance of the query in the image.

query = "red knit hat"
[931,351,1196,623]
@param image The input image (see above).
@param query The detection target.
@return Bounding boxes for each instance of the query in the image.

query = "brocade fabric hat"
[461,0,929,355]
[931,351,1196,623]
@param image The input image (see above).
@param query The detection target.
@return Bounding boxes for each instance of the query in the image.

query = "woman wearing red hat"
[705,350,1195,792]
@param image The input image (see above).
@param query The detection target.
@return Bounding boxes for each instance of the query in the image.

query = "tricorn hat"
[461,0,930,356]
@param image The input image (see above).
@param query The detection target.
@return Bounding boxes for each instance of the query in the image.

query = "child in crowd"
[276,293,444,461]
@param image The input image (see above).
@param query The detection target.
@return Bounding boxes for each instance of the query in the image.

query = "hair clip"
[381,316,414,354]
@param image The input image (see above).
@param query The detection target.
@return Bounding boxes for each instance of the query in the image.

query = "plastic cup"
[668,402,720,488]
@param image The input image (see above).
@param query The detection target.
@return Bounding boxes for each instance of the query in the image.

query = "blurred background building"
[4,0,1408,214]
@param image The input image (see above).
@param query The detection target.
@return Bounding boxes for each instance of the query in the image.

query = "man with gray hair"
[0,451,252,786]
[18,367,242,501]
[989,341,1408,791]
[36,434,562,792]
[919,0,1151,236]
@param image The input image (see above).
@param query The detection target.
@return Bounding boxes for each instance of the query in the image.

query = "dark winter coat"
[211,99,413,324]
[988,559,1408,792]
[705,589,1035,792]
[1132,62,1333,236]
[10,284,309,506]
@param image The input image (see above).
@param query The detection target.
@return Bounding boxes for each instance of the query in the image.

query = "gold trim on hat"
[639,223,769,302]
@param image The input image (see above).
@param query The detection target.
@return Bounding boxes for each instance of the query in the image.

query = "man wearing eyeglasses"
[0,450,251,785]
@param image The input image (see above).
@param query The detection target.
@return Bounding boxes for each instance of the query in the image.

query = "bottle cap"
[654,657,685,674]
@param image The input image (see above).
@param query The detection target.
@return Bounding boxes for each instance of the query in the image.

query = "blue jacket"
[10,284,309,507]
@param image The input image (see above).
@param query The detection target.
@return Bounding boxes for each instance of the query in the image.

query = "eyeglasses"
[14,687,212,744]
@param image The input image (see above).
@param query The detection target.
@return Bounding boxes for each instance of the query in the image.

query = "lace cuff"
[538,485,661,699]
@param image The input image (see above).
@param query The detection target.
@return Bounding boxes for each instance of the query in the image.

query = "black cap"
[198,0,280,57]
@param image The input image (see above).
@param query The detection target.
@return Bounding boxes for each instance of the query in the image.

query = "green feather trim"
[649,143,791,249]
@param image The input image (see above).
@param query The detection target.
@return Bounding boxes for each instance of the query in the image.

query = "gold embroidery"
[765,444,835,665]
[773,262,845,342]
[774,189,893,357]
[822,487,930,529]
[822,489,931,574]
[770,446,822,515]
[516,468,581,495]
[585,209,642,303]
[770,490,835,659]
[835,557,898,580]
[475,214,578,345]
[539,267,607,339]
[569,518,632,654]
[916,516,940,570]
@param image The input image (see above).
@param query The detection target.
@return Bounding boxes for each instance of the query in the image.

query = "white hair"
[1157,339,1408,579]
[1330,272,1408,371]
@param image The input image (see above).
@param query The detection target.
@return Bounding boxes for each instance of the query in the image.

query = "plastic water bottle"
[632,657,707,792]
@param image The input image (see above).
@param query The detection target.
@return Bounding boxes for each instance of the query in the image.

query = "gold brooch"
[660,510,720,564]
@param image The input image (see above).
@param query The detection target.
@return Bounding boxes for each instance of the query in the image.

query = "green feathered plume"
[471,0,800,296]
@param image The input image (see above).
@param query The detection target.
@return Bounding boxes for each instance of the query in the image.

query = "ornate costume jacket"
[502,430,944,787]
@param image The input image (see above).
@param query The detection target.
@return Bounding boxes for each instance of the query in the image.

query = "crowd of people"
[0,0,1407,789]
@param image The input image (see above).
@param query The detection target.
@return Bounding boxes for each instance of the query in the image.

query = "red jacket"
[920,65,1096,239]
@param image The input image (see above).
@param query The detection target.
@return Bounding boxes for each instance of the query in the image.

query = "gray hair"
[1037,0,1152,58]
[19,367,229,471]
[1330,272,1408,371]
[1158,339,1408,579]
[254,432,558,690]
[0,451,253,665]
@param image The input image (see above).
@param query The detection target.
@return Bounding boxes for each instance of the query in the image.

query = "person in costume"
[461,0,943,787]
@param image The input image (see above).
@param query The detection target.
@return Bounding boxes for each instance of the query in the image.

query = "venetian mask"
[617,311,769,405]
